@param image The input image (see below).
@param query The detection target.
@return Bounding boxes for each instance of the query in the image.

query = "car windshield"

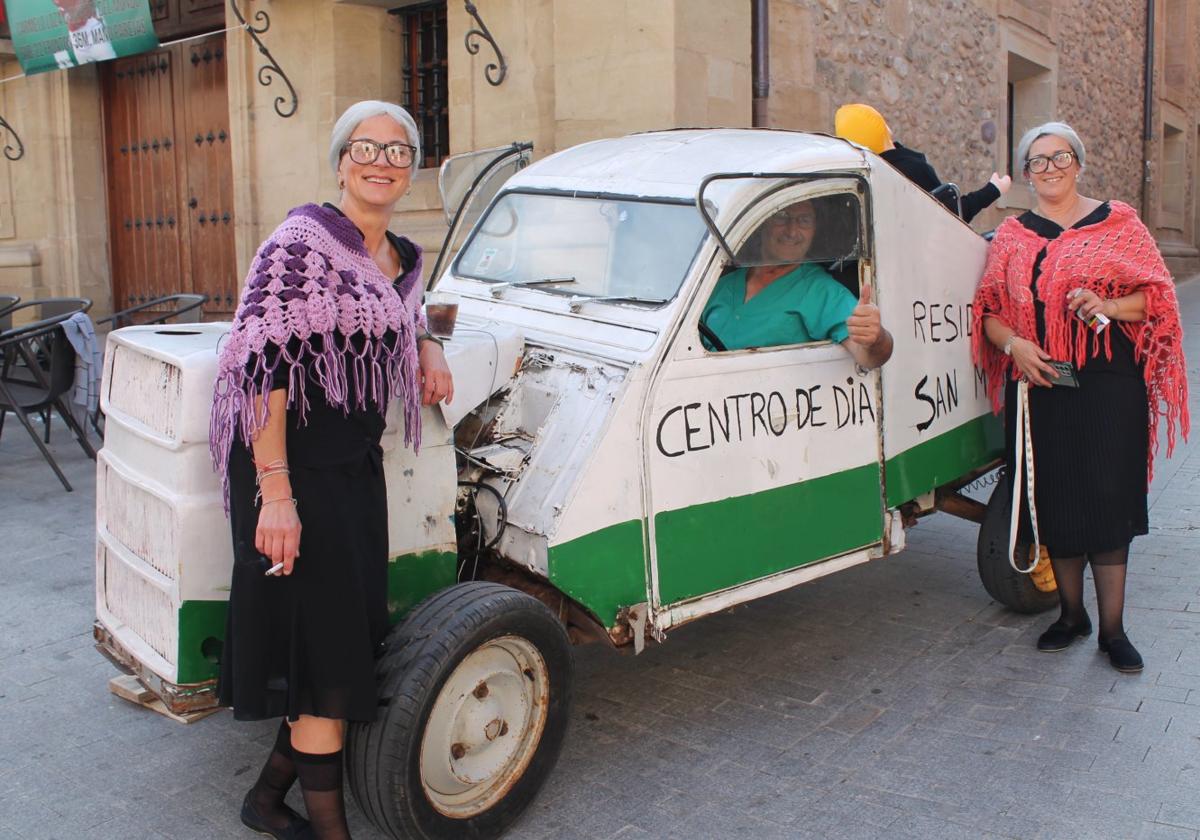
[453,192,708,303]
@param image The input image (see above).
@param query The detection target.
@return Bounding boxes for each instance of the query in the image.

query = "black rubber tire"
[976,475,1059,614]
[346,582,573,840]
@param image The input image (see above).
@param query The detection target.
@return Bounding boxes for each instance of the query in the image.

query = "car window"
[454,192,707,304]
[700,191,863,353]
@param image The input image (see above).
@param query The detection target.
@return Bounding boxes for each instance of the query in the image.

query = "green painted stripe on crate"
[177,599,226,685]
[884,413,1003,507]
[653,462,883,604]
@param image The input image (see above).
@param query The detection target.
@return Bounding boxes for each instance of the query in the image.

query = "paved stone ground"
[1,279,1198,840]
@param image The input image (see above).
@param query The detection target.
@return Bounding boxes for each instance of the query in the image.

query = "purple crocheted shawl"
[210,203,424,505]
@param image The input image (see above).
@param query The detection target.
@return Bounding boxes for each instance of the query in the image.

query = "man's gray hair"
[1016,121,1086,172]
[328,100,421,174]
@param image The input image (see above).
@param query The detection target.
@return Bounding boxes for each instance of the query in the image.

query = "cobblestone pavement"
[1,280,1198,840]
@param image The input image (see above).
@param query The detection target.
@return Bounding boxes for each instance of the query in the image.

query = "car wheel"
[976,475,1058,614]
[347,582,573,839]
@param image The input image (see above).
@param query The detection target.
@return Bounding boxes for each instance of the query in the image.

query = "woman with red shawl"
[972,122,1189,674]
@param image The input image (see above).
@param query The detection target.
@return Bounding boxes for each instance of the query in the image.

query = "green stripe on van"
[884,413,1003,507]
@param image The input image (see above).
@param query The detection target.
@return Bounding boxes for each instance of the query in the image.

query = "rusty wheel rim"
[419,635,550,818]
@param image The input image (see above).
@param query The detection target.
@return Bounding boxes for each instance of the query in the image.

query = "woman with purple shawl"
[209,101,453,840]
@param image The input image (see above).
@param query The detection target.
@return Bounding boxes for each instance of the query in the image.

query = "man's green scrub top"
[701,263,858,351]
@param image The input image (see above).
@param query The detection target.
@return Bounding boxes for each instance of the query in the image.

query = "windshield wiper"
[489,276,576,297]
[568,295,668,312]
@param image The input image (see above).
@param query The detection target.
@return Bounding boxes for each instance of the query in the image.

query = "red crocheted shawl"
[970,200,1189,483]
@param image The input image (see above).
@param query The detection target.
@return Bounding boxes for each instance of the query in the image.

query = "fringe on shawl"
[209,209,424,511]
[971,202,1189,486]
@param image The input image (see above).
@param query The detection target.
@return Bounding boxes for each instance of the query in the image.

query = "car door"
[645,176,886,614]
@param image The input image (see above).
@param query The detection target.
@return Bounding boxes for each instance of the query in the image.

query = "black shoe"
[241,791,310,840]
[1036,617,1093,651]
[1099,636,1144,673]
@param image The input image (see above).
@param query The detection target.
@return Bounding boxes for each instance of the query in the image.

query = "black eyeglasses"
[342,138,416,168]
[1025,150,1076,174]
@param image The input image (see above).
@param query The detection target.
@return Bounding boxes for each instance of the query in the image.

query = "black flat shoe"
[1099,636,1144,673]
[1037,617,1093,651]
[241,791,310,840]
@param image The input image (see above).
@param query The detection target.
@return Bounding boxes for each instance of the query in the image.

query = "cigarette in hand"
[265,562,285,576]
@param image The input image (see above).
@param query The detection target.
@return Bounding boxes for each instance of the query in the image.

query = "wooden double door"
[101,30,237,316]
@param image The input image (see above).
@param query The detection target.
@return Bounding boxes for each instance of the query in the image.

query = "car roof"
[509,129,870,201]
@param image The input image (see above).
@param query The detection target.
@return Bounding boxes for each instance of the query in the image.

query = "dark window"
[394,2,449,168]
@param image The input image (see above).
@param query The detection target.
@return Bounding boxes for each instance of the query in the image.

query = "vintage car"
[93,129,1051,839]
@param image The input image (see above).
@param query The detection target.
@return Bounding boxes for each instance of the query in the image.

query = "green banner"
[5,0,159,76]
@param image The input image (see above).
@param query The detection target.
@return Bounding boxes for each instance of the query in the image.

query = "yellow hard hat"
[834,103,892,154]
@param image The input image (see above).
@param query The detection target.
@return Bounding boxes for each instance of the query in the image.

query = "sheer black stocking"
[1090,545,1130,641]
[294,748,351,840]
[1050,554,1089,626]
[248,719,300,831]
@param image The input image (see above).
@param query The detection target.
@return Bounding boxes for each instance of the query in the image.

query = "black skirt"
[217,389,390,723]
[1006,371,1149,556]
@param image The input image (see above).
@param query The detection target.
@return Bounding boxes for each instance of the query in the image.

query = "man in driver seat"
[700,199,893,369]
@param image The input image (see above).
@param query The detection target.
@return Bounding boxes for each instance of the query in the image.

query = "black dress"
[1003,202,1149,557]
[218,218,417,723]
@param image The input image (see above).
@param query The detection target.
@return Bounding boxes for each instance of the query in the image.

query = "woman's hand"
[256,498,301,576]
[418,339,455,405]
[1067,288,1110,320]
[1010,336,1057,387]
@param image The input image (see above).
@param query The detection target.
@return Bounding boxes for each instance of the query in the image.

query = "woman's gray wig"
[1016,121,1086,172]
[328,100,421,174]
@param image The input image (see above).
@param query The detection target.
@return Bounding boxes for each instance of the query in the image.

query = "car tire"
[976,475,1058,614]
[346,581,573,840]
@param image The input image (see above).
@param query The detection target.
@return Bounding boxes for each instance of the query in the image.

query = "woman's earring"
[338,180,345,190]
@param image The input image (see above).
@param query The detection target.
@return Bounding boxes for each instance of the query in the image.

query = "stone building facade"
[0,0,1194,318]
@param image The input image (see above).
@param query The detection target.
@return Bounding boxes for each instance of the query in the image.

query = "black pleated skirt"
[217,416,390,723]
[1005,370,1149,557]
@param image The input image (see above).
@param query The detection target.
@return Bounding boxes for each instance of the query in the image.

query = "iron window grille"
[394,2,450,168]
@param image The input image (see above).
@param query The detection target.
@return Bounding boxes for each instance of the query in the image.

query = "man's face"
[760,200,817,265]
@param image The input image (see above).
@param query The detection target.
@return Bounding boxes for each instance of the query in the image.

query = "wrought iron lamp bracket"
[0,115,24,162]
[464,1,507,87]
[228,0,298,118]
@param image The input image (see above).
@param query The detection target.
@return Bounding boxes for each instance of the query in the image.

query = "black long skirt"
[1005,369,1149,557]
[217,403,390,723]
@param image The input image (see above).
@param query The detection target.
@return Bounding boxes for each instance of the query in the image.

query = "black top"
[1016,202,1139,377]
[880,143,1001,224]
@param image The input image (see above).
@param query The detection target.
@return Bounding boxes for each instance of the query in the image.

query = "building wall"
[0,0,1195,314]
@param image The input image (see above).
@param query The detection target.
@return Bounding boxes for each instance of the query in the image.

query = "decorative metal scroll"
[228,0,298,118]
[0,115,24,162]
[464,1,507,87]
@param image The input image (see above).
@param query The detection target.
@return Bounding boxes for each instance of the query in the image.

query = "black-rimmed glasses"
[342,138,416,168]
[1025,150,1076,174]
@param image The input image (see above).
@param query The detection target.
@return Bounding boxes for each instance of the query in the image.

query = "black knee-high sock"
[249,719,300,829]
[294,747,351,840]
[1050,554,1088,625]
[1090,545,1131,641]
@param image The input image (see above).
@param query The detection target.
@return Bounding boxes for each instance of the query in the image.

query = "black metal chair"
[0,298,94,446]
[0,306,98,491]
[0,294,19,328]
[98,293,207,330]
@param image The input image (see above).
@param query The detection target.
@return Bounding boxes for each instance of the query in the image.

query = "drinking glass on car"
[425,290,459,338]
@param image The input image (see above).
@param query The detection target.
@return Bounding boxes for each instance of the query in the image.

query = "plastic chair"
[0,310,97,491]
[98,293,207,330]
